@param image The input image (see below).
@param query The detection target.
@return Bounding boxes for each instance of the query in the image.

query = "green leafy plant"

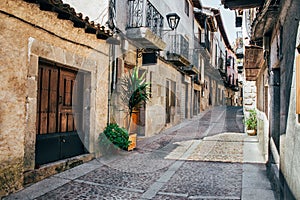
[98,123,131,151]
[244,109,257,130]
[121,67,150,130]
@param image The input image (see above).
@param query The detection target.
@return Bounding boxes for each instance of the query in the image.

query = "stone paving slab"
[153,193,188,200]
[242,164,275,200]
[100,152,175,174]
[242,170,272,189]
[78,164,168,191]
[159,161,243,198]
[243,140,265,163]
[242,188,276,200]
[163,132,246,163]
[53,162,102,180]
[188,133,245,163]
[35,180,142,200]
[4,176,70,200]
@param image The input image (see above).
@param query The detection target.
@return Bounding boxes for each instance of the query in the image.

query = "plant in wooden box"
[98,123,131,155]
[244,109,257,136]
[121,67,150,150]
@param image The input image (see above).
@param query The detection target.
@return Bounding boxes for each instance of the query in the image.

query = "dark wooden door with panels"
[35,60,89,166]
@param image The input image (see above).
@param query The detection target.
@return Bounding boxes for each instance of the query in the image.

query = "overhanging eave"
[221,0,264,10]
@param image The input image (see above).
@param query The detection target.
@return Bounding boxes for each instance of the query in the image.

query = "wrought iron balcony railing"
[127,0,164,37]
[168,34,189,60]
[189,49,199,68]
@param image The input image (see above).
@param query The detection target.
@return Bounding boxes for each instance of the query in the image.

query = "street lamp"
[166,13,180,30]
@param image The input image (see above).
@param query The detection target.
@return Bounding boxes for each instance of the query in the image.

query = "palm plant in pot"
[121,66,150,150]
[244,109,257,136]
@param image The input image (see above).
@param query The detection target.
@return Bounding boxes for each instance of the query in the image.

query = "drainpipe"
[107,43,118,125]
[107,44,113,125]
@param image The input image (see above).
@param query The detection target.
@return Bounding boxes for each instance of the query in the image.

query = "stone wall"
[142,59,186,136]
[255,67,269,160]
[280,48,300,200]
[0,0,109,197]
[266,0,300,199]
[279,7,300,198]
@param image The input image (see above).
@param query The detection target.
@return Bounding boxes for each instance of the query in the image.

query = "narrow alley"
[5,106,275,200]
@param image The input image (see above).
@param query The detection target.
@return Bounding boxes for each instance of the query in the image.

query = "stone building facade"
[0,0,111,197]
[65,0,202,137]
[223,0,300,198]
[193,7,232,111]
[65,0,239,138]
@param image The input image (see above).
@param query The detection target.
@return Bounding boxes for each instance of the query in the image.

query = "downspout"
[107,44,112,125]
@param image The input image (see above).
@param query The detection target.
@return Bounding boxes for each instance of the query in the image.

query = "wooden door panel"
[67,114,74,131]
[60,73,76,107]
[37,65,59,134]
[48,68,59,133]
[63,79,73,106]
[39,113,48,134]
[60,113,67,132]
[59,71,77,133]
[48,113,57,133]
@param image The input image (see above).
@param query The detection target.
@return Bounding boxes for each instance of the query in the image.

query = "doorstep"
[23,153,94,186]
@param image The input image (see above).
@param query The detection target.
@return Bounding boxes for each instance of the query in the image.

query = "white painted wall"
[62,0,109,26]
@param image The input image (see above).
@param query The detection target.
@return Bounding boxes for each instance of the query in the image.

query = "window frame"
[184,0,189,17]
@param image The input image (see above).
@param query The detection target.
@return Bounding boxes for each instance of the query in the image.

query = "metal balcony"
[189,49,199,67]
[166,34,190,66]
[182,49,200,75]
[235,37,244,59]
[182,65,200,75]
[126,0,166,50]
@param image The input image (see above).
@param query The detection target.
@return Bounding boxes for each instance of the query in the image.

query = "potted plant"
[98,123,131,155]
[121,66,150,150]
[244,109,257,136]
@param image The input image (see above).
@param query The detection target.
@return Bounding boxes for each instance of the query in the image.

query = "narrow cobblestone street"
[6,106,276,200]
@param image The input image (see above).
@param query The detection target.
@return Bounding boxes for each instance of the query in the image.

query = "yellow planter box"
[128,134,137,151]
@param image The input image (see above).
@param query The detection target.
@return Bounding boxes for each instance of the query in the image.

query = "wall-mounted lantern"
[166,13,180,30]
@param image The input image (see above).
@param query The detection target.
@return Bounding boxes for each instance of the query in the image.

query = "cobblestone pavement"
[5,106,276,200]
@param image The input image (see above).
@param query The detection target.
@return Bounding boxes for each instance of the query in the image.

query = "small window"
[185,0,189,16]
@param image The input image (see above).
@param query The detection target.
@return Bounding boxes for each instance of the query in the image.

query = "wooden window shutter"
[297,54,300,114]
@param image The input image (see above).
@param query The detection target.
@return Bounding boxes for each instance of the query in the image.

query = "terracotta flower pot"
[247,129,256,136]
[128,134,137,151]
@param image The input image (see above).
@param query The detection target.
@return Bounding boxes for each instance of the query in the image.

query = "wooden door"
[35,61,86,166]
